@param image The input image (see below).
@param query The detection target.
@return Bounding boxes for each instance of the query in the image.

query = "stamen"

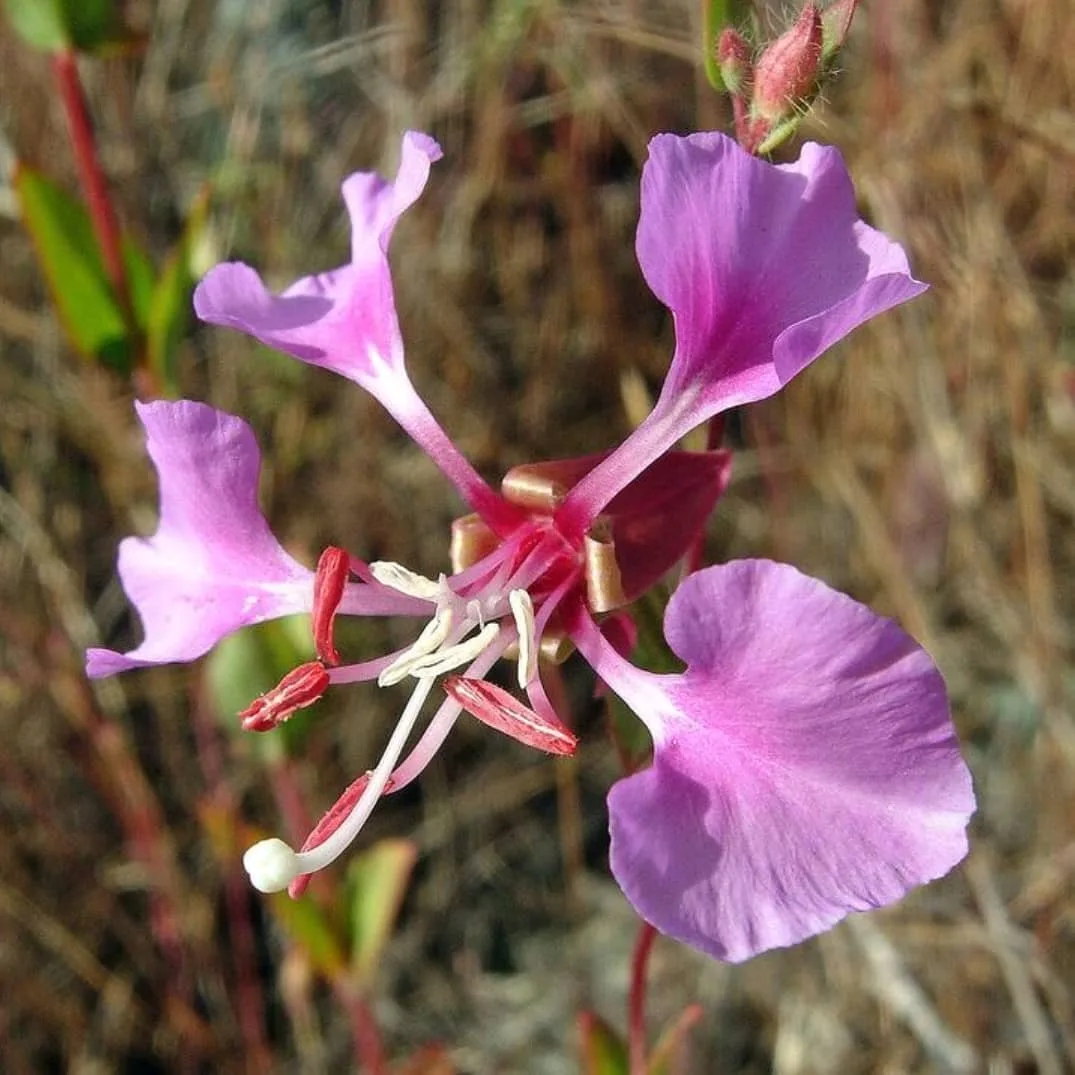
[509,589,537,688]
[290,674,438,876]
[369,561,441,600]
[312,546,350,665]
[239,661,329,731]
[378,608,454,687]
[443,675,578,755]
[289,771,397,898]
[407,623,501,678]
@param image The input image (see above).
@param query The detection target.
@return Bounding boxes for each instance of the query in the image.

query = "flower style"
[88,130,974,962]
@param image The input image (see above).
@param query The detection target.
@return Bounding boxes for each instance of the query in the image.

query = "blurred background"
[1,0,1074,1071]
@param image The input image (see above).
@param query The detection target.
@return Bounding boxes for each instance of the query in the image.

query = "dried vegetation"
[1,0,1074,1071]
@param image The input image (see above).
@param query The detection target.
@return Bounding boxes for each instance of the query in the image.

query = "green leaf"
[268,891,347,978]
[206,616,317,760]
[578,1011,629,1075]
[14,164,142,373]
[147,188,210,397]
[646,1005,703,1075]
[348,839,417,989]
[4,0,139,54]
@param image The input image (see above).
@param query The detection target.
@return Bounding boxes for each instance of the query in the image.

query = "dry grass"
[1,0,1074,1071]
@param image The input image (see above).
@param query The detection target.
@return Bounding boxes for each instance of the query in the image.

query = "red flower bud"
[753,5,823,123]
[239,661,329,732]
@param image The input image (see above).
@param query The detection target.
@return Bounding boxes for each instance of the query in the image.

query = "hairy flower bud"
[753,5,823,123]
[716,27,753,96]
[821,0,859,61]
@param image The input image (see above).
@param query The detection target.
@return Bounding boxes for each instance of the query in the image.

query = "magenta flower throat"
[88,131,974,963]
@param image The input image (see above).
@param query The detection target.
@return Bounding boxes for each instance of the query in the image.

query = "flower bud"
[822,0,858,61]
[716,27,753,96]
[753,5,823,123]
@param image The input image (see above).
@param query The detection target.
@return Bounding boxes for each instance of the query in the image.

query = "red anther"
[288,771,397,898]
[443,675,578,756]
[313,546,350,665]
[239,661,330,732]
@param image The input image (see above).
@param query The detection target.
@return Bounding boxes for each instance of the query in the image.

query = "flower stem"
[333,979,389,1075]
[52,50,132,320]
[52,48,157,396]
[628,921,658,1075]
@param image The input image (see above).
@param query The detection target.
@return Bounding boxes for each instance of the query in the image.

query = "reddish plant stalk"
[63,672,209,1063]
[333,980,389,1075]
[51,49,133,326]
[190,687,273,1070]
[628,921,658,1074]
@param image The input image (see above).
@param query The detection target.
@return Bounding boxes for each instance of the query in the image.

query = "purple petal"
[641,133,925,406]
[193,133,517,531]
[193,131,441,387]
[567,561,973,962]
[86,401,312,677]
[558,133,926,535]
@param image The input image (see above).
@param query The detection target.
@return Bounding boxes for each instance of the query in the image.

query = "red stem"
[51,49,160,397]
[628,922,658,1075]
[333,981,389,1075]
[51,49,133,325]
[190,687,273,1070]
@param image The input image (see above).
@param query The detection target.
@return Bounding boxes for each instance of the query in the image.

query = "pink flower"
[88,131,973,961]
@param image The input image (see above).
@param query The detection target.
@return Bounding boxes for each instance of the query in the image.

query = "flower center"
[242,520,583,895]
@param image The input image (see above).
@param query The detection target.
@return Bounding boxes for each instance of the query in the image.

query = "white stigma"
[509,589,537,688]
[243,838,301,893]
[369,561,442,600]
